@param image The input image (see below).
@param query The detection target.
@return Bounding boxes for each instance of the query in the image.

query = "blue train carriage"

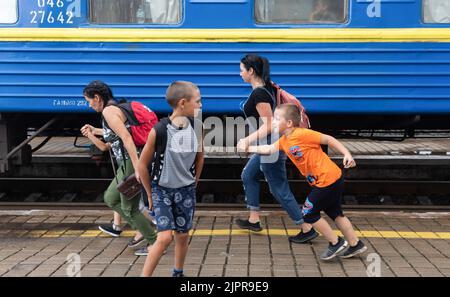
[1,0,450,172]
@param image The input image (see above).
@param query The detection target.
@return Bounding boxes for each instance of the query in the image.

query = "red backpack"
[271,82,311,128]
[112,101,158,147]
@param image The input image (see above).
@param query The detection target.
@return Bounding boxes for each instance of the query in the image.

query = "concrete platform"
[29,137,450,165]
[0,210,449,277]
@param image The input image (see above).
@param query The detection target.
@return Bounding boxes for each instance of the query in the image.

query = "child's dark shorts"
[302,175,345,224]
[151,182,196,233]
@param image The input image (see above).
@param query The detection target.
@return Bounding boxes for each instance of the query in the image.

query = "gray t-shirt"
[156,119,200,189]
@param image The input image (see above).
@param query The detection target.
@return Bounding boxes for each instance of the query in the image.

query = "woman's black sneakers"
[339,240,367,259]
[288,228,319,244]
[320,237,348,261]
[235,219,263,232]
[98,224,122,237]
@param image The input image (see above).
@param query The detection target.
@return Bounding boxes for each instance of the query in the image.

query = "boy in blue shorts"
[138,81,204,277]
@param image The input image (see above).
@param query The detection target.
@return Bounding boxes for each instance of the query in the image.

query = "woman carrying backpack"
[236,54,317,244]
[81,80,156,248]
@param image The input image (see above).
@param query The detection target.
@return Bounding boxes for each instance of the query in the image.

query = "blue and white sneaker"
[339,240,367,259]
[288,228,319,244]
[172,268,185,277]
[320,237,348,261]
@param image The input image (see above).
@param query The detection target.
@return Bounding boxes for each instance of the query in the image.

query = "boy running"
[138,81,204,276]
[239,104,367,260]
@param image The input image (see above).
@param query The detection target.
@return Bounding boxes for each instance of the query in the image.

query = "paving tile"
[321,271,347,277]
[415,267,444,277]
[390,267,420,277]
[344,268,369,277]
[249,269,272,277]
[273,269,297,277]
[1,211,449,278]
[225,268,248,277]
[427,257,450,269]
[101,269,128,277]
[226,256,249,265]
[297,270,322,277]
[199,269,223,277]
[125,269,142,277]
[383,256,412,268]
[2,264,38,277]
[438,268,450,277]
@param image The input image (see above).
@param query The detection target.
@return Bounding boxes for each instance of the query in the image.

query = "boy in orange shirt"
[240,104,367,261]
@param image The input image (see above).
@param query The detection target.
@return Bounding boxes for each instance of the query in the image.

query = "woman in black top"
[236,54,317,244]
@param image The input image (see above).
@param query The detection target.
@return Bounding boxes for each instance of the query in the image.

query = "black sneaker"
[98,224,122,237]
[172,269,185,277]
[128,236,146,249]
[320,237,348,261]
[339,240,367,259]
[288,228,319,244]
[134,244,167,256]
[235,219,263,232]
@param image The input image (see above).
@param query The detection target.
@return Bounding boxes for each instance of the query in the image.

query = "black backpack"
[151,117,202,181]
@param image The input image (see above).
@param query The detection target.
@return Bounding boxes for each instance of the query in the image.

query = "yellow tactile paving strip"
[6,229,449,240]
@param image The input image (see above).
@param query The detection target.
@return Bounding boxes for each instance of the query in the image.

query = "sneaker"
[235,219,263,232]
[339,240,367,259]
[134,245,149,256]
[128,236,146,249]
[98,224,122,237]
[134,245,167,256]
[172,269,185,277]
[320,237,348,261]
[288,228,319,244]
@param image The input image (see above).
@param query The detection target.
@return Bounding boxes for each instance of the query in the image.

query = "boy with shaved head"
[138,81,204,276]
[239,104,367,261]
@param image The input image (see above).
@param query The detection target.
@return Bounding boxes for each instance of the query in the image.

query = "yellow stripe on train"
[2,28,450,43]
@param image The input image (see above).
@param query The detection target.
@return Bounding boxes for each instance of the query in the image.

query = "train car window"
[423,0,450,23]
[90,0,181,24]
[0,0,18,24]
[255,0,347,24]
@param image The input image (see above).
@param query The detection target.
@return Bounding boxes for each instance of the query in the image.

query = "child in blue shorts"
[138,81,204,277]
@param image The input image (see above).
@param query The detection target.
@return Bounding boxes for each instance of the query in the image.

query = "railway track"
[1,177,450,211]
[3,136,450,211]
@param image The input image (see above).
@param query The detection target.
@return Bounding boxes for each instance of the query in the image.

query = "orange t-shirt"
[274,128,342,188]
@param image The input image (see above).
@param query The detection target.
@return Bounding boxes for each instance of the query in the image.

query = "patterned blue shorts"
[151,182,196,233]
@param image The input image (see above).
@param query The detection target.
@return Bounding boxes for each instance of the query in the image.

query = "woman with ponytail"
[81,80,156,253]
[236,54,317,244]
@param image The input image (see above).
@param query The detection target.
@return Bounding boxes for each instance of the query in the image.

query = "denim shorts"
[151,182,196,233]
